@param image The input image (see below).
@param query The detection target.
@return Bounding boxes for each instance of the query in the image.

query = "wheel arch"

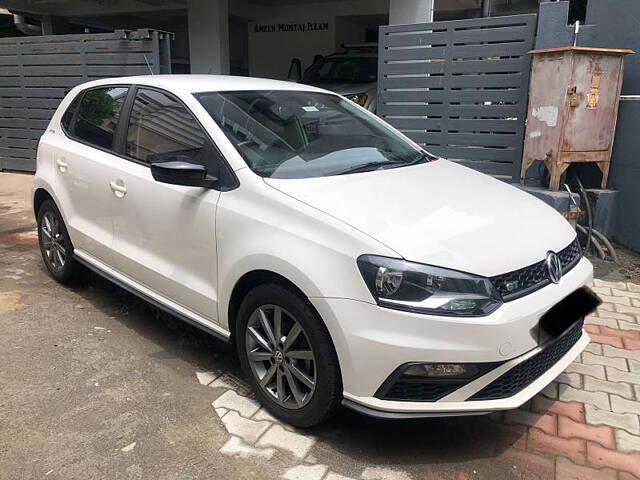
[33,187,55,217]
[227,269,321,345]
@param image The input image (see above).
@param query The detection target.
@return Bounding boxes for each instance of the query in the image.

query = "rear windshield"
[196,90,429,179]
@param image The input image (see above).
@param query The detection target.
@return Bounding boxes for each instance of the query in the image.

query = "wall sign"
[254,22,330,34]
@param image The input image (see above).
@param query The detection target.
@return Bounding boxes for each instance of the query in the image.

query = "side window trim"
[122,84,239,191]
[113,85,138,157]
[61,84,131,156]
[61,92,83,137]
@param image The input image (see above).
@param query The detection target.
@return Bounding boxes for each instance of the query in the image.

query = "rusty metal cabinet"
[521,47,633,190]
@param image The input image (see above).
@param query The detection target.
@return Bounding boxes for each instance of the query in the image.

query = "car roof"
[74,74,330,95]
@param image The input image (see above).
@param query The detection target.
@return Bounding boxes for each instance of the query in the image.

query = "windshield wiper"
[332,152,435,176]
[333,161,403,176]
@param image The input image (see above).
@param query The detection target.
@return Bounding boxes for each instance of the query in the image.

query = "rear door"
[108,86,223,324]
[50,85,129,264]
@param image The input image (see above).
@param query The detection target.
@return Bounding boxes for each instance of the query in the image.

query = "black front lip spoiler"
[341,398,491,419]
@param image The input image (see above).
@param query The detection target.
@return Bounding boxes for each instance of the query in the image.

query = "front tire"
[37,199,78,284]
[236,283,342,428]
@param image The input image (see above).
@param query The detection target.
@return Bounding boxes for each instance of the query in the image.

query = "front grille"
[383,381,462,402]
[470,320,584,401]
[491,238,582,301]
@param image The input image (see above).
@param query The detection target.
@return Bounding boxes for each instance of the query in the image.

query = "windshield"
[302,56,377,84]
[196,90,430,179]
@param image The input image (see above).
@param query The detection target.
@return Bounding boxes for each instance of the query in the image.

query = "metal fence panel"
[0,29,172,172]
[378,14,537,179]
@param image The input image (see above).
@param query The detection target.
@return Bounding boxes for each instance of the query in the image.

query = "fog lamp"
[402,363,478,379]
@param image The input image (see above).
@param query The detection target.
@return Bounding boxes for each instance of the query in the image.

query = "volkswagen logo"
[274,350,284,364]
[546,251,562,284]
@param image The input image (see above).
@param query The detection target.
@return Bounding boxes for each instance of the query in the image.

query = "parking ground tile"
[585,315,621,328]
[361,466,413,480]
[557,415,616,449]
[504,409,557,434]
[565,362,606,379]
[594,280,628,290]
[605,366,639,384]
[584,376,634,399]
[220,411,271,444]
[528,427,587,463]
[618,321,640,331]
[212,390,261,418]
[257,424,315,459]
[615,430,640,452]
[531,396,585,423]
[325,473,357,480]
[610,395,640,416]
[584,405,640,435]
[603,344,640,361]
[282,464,328,480]
[555,456,616,480]
[586,442,640,478]
[559,385,610,410]
[219,436,275,460]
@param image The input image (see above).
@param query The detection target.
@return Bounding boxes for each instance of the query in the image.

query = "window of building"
[73,87,128,150]
[125,88,220,178]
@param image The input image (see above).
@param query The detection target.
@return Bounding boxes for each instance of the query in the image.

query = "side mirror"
[150,157,217,188]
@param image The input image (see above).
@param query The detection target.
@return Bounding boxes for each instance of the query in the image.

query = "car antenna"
[143,54,154,75]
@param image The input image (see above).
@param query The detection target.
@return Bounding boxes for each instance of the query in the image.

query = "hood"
[264,160,576,277]
[308,82,375,96]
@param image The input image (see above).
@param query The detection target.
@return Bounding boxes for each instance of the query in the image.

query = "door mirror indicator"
[150,158,218,188]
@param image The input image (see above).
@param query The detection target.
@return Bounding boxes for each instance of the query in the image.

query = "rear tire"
[37,199,78,284]
[236,283,342,428]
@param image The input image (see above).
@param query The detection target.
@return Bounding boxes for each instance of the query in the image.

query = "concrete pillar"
[41,16,72,35]
[389,0,434,25]
[187,0,230,74]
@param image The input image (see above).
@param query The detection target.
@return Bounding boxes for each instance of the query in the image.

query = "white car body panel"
[108,157,220,322]
[265,160,577,276]
[38,125,116,264]
[33,75,594,417]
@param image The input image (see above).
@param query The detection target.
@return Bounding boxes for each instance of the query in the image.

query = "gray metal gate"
[0,29,171,172]
[378,14,537,179]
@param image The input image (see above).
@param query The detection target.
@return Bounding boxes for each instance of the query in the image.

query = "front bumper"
[309,257,593,415]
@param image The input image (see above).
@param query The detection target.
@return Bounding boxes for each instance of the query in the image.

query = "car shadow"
[70,268,538,473]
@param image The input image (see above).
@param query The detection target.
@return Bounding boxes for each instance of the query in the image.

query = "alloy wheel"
[40,211,66,272]
[245,304,317,409]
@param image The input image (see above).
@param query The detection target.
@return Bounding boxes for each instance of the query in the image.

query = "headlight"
[357,255,502,316]
[345,93,368,107]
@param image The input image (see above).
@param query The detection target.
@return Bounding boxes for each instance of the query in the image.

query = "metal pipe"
[12,13,42,36]
[591,228,619,264]
[576,224,606,259]
[576,178,593,255]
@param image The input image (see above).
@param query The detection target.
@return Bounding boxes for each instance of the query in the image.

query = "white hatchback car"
[33,75,599,427]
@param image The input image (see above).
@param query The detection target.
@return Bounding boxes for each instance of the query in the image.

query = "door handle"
[109,181,127,197]
[56,158,68,173]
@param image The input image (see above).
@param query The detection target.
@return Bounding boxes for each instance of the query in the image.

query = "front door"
[109,87,222,325]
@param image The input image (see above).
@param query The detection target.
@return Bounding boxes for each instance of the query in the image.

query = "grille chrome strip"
[491,238,582,302]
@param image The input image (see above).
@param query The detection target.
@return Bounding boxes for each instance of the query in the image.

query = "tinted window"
[61,94,81,132]
[126,88,220,177]
[197,90,428,179]
[73,87,128,150]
